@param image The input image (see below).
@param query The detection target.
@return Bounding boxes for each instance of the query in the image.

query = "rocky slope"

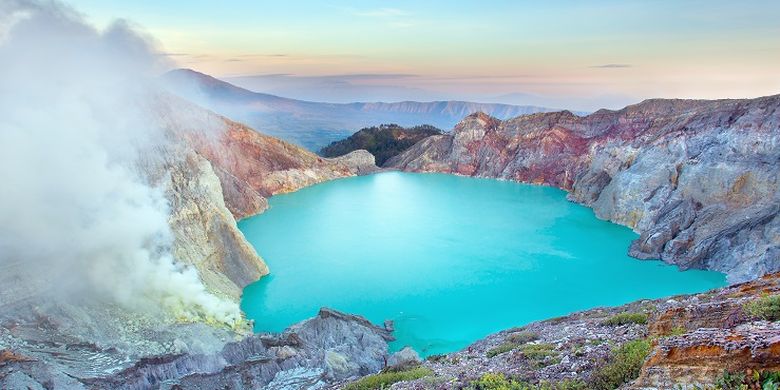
[377,273,780,390]
[0,96,380,389]
[321,124,443,166]
[163,69,565,151]
[388,95,780,283]
[150,96,378,300]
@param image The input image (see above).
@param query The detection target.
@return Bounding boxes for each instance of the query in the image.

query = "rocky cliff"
[0,97,380,389]
[148,96,379,300]
[388,95,780,282]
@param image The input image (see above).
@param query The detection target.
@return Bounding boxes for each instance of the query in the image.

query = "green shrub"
[518,343,559,368]
[589,338,652,390]
[425,353,447,363]
[664,326,687,337]
[707,370,780,390]
[713,370,747,390]
[469,373,586,390]
[487,342,518,358]
[507,331,539,344]
[519,343,556,359]
[744,294,780,321]
[539,380,588,390]
[470,373,525,390]
[601,312,648,326]
[486,342,559,367]
[342,366,433,390]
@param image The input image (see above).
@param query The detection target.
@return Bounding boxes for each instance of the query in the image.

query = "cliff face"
[154,97,378,299]
[388,95,780,282]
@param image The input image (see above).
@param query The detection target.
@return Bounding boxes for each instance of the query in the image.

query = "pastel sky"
[69,0,780,110]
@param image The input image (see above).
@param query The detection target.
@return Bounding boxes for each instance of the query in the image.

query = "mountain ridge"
[162,69,572,151]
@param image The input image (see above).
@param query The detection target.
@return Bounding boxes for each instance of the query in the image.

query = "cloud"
[0,0,240,326]
[590,64,633,68]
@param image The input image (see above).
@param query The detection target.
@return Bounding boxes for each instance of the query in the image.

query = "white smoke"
[0,0,241,325]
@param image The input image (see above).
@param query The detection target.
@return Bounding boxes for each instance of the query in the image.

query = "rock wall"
[388,95,780,282]
[156,96,378,299]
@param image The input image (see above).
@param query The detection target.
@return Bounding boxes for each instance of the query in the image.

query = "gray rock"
[387,347,421,368]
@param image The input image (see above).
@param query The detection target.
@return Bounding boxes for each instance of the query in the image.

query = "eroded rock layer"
[388,95,780,282]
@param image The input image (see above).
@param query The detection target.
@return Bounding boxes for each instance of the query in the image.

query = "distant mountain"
[162,69,565,151]
[320,124,443,166]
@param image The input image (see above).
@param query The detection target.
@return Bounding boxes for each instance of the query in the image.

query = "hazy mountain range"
[163,69,572,151]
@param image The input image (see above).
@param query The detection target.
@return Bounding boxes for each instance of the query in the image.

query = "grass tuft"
[589,338,651,390]
[601,312,648,326]
[743,294,780,321]
[469,373,587,390]
[342,366,433,390]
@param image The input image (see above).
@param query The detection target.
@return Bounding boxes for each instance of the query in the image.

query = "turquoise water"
[239,172,726,356]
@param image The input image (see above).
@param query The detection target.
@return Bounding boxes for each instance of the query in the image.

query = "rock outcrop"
[387,95,780,282]
[146,95,379,301]
[0,308,394,390]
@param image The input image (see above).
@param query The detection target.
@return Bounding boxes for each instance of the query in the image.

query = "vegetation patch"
[319,123,442,166]
[486,342,519,358]
[715,370,780,390]
[589,338,652,390]
[601,312,648,326]
[486,342,559,367]
[743,294,780,321]
[468,373,586,390]
[342,365,433,390]
[507,331,539,344]
[663,325,687,338]
[518,343,559,368]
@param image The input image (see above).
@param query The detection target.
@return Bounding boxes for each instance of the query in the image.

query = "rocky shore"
[375,273,780,390]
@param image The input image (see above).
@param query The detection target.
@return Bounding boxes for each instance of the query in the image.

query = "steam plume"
[0,0,241,325]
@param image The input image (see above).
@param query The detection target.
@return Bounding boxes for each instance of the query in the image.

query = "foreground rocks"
[382,274,780,390]
[388,95,780,283]
[0,308,394,390]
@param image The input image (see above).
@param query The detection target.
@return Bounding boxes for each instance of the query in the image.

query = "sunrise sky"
[69,0,780,110]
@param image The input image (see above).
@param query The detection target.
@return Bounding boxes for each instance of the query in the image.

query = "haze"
[61,0,780,111]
